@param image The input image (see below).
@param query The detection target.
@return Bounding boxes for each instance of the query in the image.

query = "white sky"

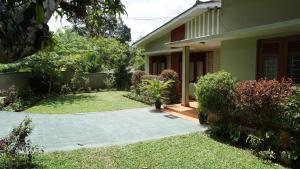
[49,0,209,42]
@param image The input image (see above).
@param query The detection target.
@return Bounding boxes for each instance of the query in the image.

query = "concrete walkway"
[0,108,207,152]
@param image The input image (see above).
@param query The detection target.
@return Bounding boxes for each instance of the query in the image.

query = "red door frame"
[171,52,207,96]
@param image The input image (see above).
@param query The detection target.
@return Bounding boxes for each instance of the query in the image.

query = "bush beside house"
[159,70,180,104]
[195,71,300,167]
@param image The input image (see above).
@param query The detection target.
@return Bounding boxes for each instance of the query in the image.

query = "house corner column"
[182,46,190,107]
[145,55,150,74]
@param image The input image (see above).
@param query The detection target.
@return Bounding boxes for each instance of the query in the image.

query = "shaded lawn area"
[25,91,149,114]
[37,133,283,169]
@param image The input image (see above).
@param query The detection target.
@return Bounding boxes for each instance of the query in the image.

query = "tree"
[131,48,145,70]
[73,14,131,43]
[0,0,126,63]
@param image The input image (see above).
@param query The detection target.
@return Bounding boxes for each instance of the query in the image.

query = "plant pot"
[280,130,291,148]
[155,100,162,110]
[198,112,208,124]
[207,112,218,123]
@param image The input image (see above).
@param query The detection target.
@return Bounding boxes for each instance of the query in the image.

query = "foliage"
[0,29,134,93]
[159,69,180,104]
[114,64,131,90]
[129,70,179,105]
[195,71,238,129]
[0,0,126,63]
[235,79,293,130]
[0,85,17,106]
[281,86,300,132]
[104,73,116,89]
[83,54,103,73]
[123,92,153,105]
[0,87,41,112]
[246,134,264,150]
[159,69,179,83]
[23,50,64,94]
[73,15,131,43]
[198,72,299,166]
[0,117,41,169]
[141,75,159,81]
[258,149,276,163]
[131,70,146,89]
[141,79,174,105]
[131,48,145,70]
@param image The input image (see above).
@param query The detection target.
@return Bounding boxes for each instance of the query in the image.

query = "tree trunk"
[0,0,60,63]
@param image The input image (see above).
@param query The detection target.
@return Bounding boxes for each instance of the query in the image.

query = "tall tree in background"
[73,13,131,43]
[0,0,126,63]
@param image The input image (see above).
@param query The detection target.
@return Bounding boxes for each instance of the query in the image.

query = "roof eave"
[133,1,221,48]
[166,18,300,47]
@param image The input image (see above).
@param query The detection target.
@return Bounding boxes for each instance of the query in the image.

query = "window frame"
[150,55,167,75]
[257,35,300,81]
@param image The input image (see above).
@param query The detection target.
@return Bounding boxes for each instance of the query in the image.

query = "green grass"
[36,133,284,169]
[25,91,148,114]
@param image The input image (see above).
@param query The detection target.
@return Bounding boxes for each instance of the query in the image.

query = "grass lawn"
[25,91,148,114]
[37,133,284,169]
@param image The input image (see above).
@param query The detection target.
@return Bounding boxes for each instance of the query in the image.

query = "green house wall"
[221,0,300,32]
[220,38,257,80]
[144,33,171,52]
[220,31,300,81]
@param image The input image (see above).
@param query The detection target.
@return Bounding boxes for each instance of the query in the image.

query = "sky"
[49,0,209,42]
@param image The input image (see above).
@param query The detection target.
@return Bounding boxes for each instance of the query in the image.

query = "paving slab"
[0,108,207,152]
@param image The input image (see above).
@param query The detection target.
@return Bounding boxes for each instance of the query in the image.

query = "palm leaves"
[141,79,174,103]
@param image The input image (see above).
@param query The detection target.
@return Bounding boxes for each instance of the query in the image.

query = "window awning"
[166,18,300,48]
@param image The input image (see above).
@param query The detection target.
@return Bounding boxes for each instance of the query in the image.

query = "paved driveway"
[0,108,207,152]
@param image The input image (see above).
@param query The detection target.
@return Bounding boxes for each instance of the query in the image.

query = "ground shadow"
[149,109,164,113]
[34,94,98,107]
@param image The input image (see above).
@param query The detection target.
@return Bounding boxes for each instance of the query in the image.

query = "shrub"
[131,70,146,88]
[236,79,293,131]
[0,117,41,169]
[114,64,131,90]
[0,85,17,106]
[281,86,300,132]
[141,79,174,109]
[141,75,159,81]
[104,73,116,89]
[159,69,179,83]
[124,92,152,105]
[159,69,179,104]
[28,73,50,95]
[195,71,238,122]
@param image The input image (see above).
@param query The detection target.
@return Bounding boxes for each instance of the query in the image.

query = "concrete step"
[164,102,199,120]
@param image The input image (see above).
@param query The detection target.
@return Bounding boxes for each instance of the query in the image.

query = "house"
[134,0,300,107]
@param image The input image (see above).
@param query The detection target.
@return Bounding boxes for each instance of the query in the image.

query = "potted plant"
[199,112,208,124]
[141,79,174,110]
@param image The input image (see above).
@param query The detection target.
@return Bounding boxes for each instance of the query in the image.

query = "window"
[263,56,278,80]
[257,35,300,83]
[151,56,167,75]
[189,53,206,82]
[178,52,206,82]
[288,55,300,83]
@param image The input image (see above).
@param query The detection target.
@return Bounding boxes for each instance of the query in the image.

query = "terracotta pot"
[280,130,291,148]
[207,112,219,123]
